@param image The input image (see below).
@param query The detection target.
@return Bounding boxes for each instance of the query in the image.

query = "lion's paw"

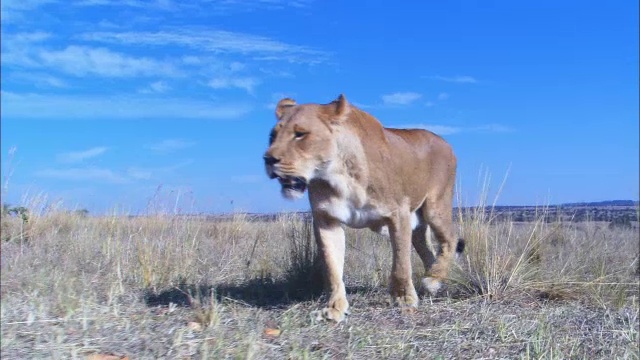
[311,307,349,323]
[421,277,442,296]
[392,294,419,308]
[400,305,417,315]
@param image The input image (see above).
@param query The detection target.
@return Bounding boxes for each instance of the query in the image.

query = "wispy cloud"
[399,123,514,135]
[1,32,52,67]
[35,167,129,184]
[9,72,68,88]
[147,139,196,153]
[57,146,108,163]
[1,0,56,23]
[437,92,450,101]
[75,0,170,9]
[126,167,152,180]
[207,76,260,94]
[126,160,194,180]
[205,0,314,10]
[1,91,253,120]
[2,2,327,125]
[409,125,462,135]
[38,46,180,78]
[75,0,312,12]
[139,80,171,94]
[36,159,194,184]
[430,75,478,84]
[79,30,329,64]
[381,92,422,106]
[4,31,52,43]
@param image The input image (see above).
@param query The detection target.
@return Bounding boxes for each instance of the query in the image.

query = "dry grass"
[1,199,638,359]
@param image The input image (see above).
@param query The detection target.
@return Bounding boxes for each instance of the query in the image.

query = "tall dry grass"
[1,185,638,358]
[1,195,637,316]
[447,174,639,307]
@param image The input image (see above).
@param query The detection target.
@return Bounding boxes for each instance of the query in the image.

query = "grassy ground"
[1,205,638,359]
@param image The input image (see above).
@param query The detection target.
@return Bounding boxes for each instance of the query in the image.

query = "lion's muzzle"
[264,155,279,179]
[264,155,308,198]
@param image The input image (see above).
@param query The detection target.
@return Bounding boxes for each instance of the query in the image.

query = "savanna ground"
[1,195,639,359]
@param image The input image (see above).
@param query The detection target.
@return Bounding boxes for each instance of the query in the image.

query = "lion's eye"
[294,131,308,140]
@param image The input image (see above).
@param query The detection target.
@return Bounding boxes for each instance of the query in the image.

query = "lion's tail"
[455,238,465,258]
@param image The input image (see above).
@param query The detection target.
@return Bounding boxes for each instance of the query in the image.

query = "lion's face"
[264,95,349,199]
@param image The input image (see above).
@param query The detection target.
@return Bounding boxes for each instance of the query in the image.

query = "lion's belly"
[315,198,383,229]
[317,199,421,235]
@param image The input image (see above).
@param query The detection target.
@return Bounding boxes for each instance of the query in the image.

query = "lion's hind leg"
[411,222,437,283]
[388,212,420,310]
[420,196,463,296]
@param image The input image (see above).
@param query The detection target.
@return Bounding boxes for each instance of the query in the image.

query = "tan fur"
[264,94,460,322]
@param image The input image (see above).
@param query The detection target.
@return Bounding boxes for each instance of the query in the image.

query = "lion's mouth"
[277,175,307,193]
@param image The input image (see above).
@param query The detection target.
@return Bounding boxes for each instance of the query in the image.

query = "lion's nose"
[263,155,280,166]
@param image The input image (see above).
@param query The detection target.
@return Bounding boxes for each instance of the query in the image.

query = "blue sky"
[1,0,638,214]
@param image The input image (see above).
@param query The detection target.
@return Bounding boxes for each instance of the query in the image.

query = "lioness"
[264,94,464,322]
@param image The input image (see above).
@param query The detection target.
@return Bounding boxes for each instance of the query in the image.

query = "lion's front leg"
[312,218,349,323]
[389,214,419,310]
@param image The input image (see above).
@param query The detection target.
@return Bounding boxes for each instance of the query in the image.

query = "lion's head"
[263,94,350,199]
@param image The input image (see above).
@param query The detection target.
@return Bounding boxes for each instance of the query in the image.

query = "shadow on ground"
[144,258,375,309]
[144,277,379,310]
[144,277,375,309]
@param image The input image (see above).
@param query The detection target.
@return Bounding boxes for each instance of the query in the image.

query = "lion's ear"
[326,94,350,124]
[275,98,296,120]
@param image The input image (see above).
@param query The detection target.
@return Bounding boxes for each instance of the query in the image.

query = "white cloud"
[206,0,313,9]
[437,92,450,101]
[431,75,478,84]
[2,0,56,10]
[413,125,462,135]
[1,0,56,23]
[35,167,129,184]
[381,92,422,106]
[1,32,52,67]
[228,61,245,72]
[1,91,253,120]
[38,46,180,78]
[126,167,152,180]
[79,30,329,64]
[147,139,196,153]
[259,67,294,78]
[57,147,108,163]
[181,55,203,65]
[76,0,147,7]
[127,160,194,180]
[139,80,171,93]
[475,124,514,133]
[351,102,373,109]
[9,72,68,88]
[36,159,194,184]
[207,76,260,94]
[75,0,175,10]
[4,31,52,43]
[399,123,514,135]
[75,0,312,12]
[97,19,121,29]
